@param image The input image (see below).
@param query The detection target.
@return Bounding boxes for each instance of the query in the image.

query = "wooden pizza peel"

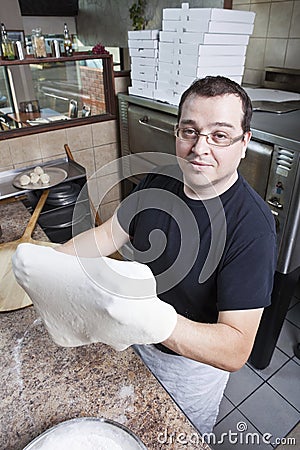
[0,189,57,312]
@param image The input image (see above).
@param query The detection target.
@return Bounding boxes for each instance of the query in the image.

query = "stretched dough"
[12,243,177,351]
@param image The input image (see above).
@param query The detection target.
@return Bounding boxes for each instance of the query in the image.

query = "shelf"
[0,52,111,66]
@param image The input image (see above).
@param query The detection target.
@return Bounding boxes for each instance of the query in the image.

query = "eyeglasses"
[175,127,244,147]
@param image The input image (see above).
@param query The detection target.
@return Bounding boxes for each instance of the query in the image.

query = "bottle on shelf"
[0,23,15,60]
[31,28,47,58]
[63,23,73,56]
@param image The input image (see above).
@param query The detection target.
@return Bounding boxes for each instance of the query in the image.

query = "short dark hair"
[177,76,253,133]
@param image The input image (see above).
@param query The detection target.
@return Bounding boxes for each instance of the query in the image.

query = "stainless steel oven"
[118,92,300,369]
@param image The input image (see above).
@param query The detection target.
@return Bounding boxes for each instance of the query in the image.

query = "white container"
[198,44,247,56]
[129,86,155,99]
[131,66,158,82]
[200,54,246,67]
[128,29,159,40]
[195,65,245,77]
[207,21,254,35]
[131,56,158,67]
[202,33,250,46]
[163,6,255,24]
[128,39,158,49]
[129,47,158,58]
[131,79,156,90]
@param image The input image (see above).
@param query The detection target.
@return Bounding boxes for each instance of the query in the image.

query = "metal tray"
[13,167,67,190]
[23,417,147,449]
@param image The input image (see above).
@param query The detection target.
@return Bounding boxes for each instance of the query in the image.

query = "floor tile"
[288,295,300,310]
[268,359,300,412]
[224,364,264,406]
[276,319,300,357]
[238,383,299,441]
[215,395,235,424]
[286,301,300,328]
[275,422,300,449]
[248,347,289,380]
[212,408,273,449]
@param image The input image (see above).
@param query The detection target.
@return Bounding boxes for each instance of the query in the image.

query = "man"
[58,76,277,433]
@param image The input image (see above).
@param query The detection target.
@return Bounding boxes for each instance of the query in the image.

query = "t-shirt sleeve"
[116,174,151,236]
[217,232,277,311]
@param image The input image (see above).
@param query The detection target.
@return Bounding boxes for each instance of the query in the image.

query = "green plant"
[129,0,148,30]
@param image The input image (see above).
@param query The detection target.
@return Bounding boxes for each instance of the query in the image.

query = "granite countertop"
[0,200,210,450]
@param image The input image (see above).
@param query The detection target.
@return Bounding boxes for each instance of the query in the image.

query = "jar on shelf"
[31,28,47,58]
[0,23,15,60]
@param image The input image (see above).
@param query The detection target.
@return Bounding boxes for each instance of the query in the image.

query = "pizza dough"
[12,243,177,351]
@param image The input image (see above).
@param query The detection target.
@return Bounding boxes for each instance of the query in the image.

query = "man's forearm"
[162,310,262,372]
[56,216,129,258]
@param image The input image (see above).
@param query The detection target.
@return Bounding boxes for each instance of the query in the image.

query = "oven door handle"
[139,116,174,135]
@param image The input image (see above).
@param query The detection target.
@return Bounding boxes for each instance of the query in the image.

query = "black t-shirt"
[117,165,277,326]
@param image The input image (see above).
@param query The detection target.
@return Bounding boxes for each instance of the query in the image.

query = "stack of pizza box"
[128,29,159,99]
[128,3,255,105]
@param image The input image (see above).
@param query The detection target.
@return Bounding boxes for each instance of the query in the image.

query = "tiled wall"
[0,120,121,223]
[233,0,300,86]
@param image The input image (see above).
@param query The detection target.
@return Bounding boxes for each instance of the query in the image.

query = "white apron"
[134,344,229,435]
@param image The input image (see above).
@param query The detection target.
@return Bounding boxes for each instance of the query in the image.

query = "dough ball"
[30,173,40,184]
[40,173,50,184]
[19,174,31,186]
[34,166,44,175]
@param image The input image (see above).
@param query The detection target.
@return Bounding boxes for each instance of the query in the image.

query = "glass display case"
[0,53,116,139]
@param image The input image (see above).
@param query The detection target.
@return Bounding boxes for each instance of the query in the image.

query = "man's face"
[176,93,251,199]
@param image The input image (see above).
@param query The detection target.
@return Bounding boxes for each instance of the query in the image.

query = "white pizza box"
[178,61,245,77]
[174,20,254,34]
[128,39,158,49]
[159,30,250,46]
[163,6,255,24]
[158,61,180,75]
[128,30,159,40]
[179,54,246,68]
[131,65,157,80]
[162,19,183,32]
[162,19,254,35]
[202,33,250,46]
[129,86,154,99]
[131,79,156,90]
[159,31,182,43]
[159,42,181,62]
[198,44,247,56]
[185,8,255,24]
[195,65,245,77]
[153,88,176,103]
[131,63,158,76]
[207,21,254,35]
[162,3,189,20]
[157,70,178,84]
[129,47,158,58]
[130,56,158,67]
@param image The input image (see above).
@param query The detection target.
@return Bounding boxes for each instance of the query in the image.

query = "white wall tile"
[66,125,93,152]
[264,38,288,68]
[0,139,13,167]
[250,3,271,38]
[9,134,42,166]
[290,1,300,38]
[245,37,266,70]
[267,1,293,38]
[38,129,68,159]
[285,39,300,69]
[92,120,118,147]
